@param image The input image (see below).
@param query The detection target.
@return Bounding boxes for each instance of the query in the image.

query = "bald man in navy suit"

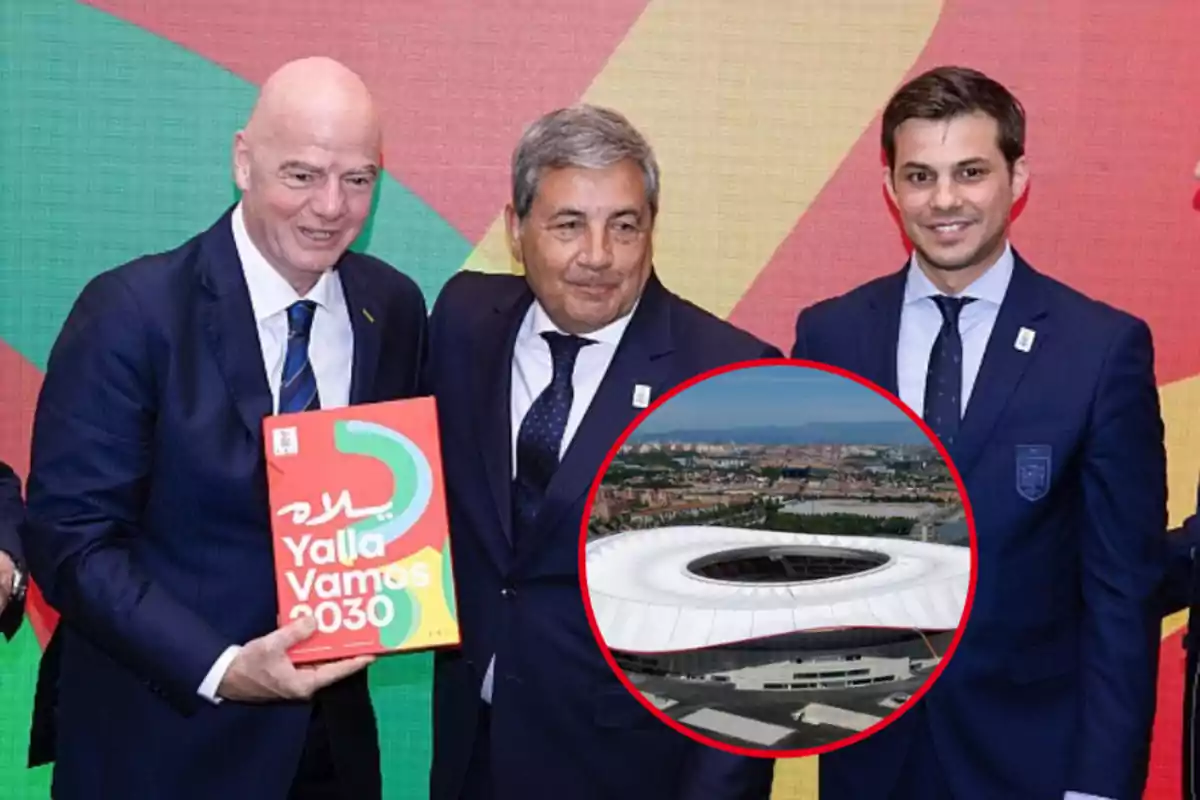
[23,57,425,799]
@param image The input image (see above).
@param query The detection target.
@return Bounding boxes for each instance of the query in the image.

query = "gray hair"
[511,104,660,220]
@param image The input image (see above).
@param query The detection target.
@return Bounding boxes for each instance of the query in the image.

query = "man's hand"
[0,550,14,616]
[217,615,374,702]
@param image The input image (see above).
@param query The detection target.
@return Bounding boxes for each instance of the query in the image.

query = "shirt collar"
[231,202,339,323]
[903,241,1014,307]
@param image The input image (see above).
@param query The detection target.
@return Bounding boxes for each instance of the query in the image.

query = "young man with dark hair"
[793,65,1167,800]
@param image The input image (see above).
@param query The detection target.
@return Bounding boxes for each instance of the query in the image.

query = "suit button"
[501,586,515,598]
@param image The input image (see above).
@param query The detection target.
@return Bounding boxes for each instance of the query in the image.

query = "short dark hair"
[881,66,1025,171]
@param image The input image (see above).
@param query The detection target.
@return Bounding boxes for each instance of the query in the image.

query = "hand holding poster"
[263,397,460,664]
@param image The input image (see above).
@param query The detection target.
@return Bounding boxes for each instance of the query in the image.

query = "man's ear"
[505,204,524,267]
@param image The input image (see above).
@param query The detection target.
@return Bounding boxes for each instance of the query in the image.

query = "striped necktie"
[279,300,320,414]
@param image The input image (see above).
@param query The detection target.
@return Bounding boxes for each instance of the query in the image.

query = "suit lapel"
[860,268,906,395]
[197,210,273,438]
[472,286,533,553]
[529,275,675,549]
[339,261,382,405]
[950,255,1050,478]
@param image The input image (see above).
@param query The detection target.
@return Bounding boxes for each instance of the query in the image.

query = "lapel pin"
[1014,327,1036,353]
[362,308,375,324]
[633,384,652,409]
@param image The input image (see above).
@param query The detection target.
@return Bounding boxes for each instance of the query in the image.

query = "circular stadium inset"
[580,360,976,759]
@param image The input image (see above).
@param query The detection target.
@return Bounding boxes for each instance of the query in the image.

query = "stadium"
[584,526,971,749]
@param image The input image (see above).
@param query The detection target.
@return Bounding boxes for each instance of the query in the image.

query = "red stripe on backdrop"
[0,341,40,476]
[83,0,650,243]
[1150,629,1186,797]
[732,0,1200,384]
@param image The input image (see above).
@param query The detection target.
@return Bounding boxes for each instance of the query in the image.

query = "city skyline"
[637,365,916,437]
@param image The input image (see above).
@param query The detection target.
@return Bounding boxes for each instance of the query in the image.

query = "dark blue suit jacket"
[23,210,427,799]
[1163,482,1200,795]
[792,253,1166,800]
[1163,482,1200,619]
[425,271,778,800]
[0,460,24,639]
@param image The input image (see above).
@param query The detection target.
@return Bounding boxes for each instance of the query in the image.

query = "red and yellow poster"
[263,398,460,663]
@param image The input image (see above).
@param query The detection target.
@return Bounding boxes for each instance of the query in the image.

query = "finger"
[303,655,376,692]
[262,615,318,652]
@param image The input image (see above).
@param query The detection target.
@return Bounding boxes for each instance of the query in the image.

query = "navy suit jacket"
[792,253,1166,800]
[425,271,778,800]
[23,210,427,799]
[1163,482,1200,620]
[0,460,24,639]
[1163,482,1200,794]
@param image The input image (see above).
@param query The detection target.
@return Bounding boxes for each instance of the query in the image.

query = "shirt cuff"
[197,645,242,705]
[1064,792,1115,800]
[480,655,495,704]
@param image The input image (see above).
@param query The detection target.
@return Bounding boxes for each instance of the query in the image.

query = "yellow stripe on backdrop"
[1164,374,1200,641]
[462,0,944,320]
[1165,376,1200,529]
[772,757,818,800]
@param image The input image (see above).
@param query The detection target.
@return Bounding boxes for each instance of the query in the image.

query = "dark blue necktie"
[923,295,975,446]
[512,332,593,544]
[279,300,320,414]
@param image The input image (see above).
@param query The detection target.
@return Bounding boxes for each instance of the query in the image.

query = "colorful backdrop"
[1,1,1197,797]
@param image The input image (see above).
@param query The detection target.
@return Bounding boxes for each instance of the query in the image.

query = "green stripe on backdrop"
[0,626,46,799]
[0,1,471,797]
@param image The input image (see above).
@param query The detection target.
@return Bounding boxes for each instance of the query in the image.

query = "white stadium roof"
[585,526,971,654]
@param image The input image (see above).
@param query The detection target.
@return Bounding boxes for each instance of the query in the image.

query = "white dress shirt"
[196,203,355,704]
[481,298,636,703]
[896,242,1013,417]
[896,245,1113,800]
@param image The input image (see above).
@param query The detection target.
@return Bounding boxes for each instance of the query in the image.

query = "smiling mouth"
[568,282,618,294]
[928,221,973,234]
[299,227,338,243]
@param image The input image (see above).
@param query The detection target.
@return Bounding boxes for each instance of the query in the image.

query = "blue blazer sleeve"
[23,272,232,712]
[1162,482,1200,615]
[0,459,24,639]
[790,308,813,360]
[1071,317,1167,793]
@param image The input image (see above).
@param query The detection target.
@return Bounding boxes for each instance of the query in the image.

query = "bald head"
[244,57,381,154]
[233,57,382,294]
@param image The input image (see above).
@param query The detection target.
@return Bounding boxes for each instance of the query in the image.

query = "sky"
[637,364,914,433]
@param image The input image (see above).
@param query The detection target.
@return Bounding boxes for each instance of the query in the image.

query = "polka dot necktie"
[922,295,975,446]
[278,300,320,414]
[512,331,593,545]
